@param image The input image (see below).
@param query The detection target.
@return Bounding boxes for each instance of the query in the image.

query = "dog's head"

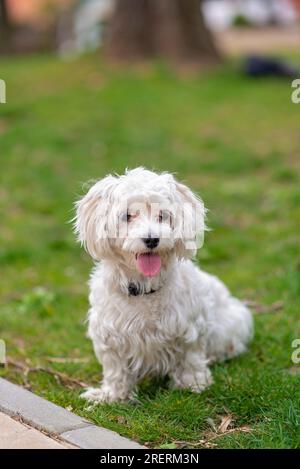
[75,168,205,278]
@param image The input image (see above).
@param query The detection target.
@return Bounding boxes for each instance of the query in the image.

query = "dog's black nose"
[143,237,159,249]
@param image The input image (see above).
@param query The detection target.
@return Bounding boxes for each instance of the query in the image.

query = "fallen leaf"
[116,416,127,425]
[238,425,252,433]
[218,415,233,433]
[159,443,178,449]
[243,300,283,314]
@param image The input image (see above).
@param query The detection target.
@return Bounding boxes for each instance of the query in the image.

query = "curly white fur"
[74,167,253,403]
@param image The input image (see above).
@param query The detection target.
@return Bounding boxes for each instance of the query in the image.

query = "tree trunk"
[0,0,13,53]
[105,0,221,65]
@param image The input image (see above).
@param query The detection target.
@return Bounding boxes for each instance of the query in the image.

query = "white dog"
[75,167,253,403]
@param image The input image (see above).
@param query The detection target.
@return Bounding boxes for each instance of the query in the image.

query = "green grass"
[1,52,300,448]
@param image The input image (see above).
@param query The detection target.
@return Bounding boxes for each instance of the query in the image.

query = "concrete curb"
[0,378,143,449]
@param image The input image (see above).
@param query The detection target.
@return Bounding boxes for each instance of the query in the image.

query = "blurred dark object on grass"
[243,55,300,78]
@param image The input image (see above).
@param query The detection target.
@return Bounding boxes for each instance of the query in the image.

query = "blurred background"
[0,0,300,57]
[1,0,300,448]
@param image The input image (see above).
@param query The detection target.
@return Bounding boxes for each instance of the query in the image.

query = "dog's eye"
[121,212,132,223]
[121,209,140,222]
[158,210,170,223]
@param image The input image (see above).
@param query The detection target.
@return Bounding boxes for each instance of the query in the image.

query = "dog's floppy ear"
[173,178,206,258]
[74,175,118,260]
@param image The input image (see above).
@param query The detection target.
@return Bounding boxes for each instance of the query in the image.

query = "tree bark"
[105,0,221,65]
[0,0,13,53]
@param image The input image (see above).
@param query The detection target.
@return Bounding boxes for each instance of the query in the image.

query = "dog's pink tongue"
[136,253,161,277]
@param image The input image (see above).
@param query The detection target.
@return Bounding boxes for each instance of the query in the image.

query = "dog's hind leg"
[206,296,253,364]
[169,344,213,393]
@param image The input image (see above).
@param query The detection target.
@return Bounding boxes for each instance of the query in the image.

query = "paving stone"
[0,378,143,449]
[0,413,74,449]
[61,425,144,449]
[0,378,89,434]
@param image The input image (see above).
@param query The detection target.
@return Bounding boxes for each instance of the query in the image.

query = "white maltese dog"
[75,167,253,403]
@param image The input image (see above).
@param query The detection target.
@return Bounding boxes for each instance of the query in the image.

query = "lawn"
[0,52,300,448]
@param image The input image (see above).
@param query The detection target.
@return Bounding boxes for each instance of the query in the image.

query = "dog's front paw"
[81,386,135,404]
[170,368,213,393]
[81,387,108,404]
[188,369,213,393]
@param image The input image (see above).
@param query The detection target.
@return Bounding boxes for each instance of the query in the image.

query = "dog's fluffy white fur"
[75,167,253,403]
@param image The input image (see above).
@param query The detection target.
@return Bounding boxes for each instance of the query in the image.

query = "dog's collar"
[128,282,159,297]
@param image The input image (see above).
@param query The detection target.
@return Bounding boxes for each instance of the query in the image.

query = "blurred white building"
[203,0,298,31]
